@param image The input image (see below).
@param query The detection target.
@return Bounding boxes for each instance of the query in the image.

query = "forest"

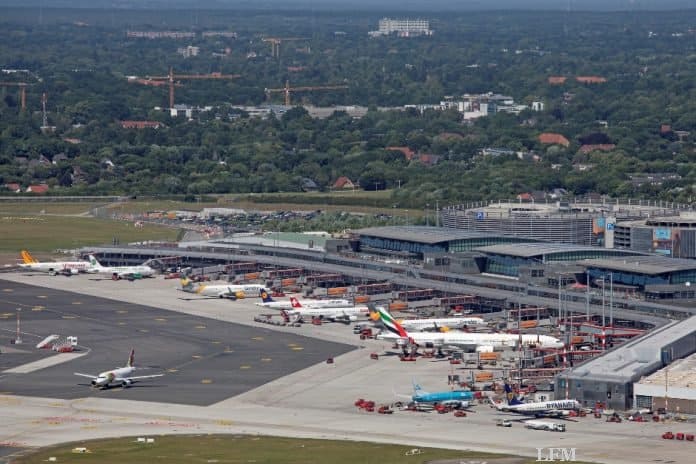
[0,7,694,208]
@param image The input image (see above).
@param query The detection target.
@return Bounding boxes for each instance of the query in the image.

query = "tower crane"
[264,80,348,106]
[0,82,30,110]
[261,37,308,58]
[136,67,241,109]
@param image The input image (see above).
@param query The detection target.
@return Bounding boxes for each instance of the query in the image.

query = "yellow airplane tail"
[21,250,38,264]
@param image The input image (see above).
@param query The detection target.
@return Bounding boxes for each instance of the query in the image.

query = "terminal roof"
[353,226,533,245]
[582,256,696,275]
[475,242,640,259]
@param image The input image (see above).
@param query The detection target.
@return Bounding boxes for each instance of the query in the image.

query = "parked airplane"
[408,381,474,408]
[74,349,163,389]
[256,291,353,310]
[490,383,581,418]
[88,255,155,280]
[280,302,370,323]
[372,306,564,351]
[397,315,485,332]
[19,250,96,275]
[179,278,266,299]
[523,420,566,432]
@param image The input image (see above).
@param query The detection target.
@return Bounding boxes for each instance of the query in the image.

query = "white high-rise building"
[369,18,433,37]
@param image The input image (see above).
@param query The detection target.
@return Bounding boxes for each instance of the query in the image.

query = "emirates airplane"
[74,350,163,389]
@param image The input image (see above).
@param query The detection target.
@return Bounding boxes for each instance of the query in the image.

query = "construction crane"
[265,80,348,106]
[261,37,308,58]
[137,67,241,109]
[0,82,29,110]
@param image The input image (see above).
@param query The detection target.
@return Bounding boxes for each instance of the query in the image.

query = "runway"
[0,280,354,405]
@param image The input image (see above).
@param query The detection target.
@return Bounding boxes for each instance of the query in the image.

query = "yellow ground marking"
[155,318,167,322]
[252,336,264,341]
[261,358,272,362]
[71,301,82,305]
[117,322,126,326]
[239,365,251,369]
[1,312,14,317]
[62,315,76,319]
[291,346,304,351]
[287,343,298,347]
[215,420,233,426]
[32,306,44,311]
[81,425,98,430]
[224,347,234,353]
[195,325,206,329]
[2,289,13,292]
[138,329,149,333]
[37,295,47,299]
[192,355,202,359]
[167,368,179,373]
[211,340,221,344]
[116,310,128,314]
[201,379,213,384]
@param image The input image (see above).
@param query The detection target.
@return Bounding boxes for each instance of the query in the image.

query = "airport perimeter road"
[0,274,694,464]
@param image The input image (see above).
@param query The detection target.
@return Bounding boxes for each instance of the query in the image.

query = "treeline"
[0,8,694,207]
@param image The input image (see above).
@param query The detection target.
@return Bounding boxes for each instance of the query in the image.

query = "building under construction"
[634,353,696,415]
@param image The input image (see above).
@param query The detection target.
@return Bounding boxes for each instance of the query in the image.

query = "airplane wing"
[122,374,164,382]
[74,372,97,379]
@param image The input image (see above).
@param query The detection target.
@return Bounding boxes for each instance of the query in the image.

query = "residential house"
[538,133,570,147]
[120,120,163,129]
[333,176,356,190]
[4,183,21,193]
[26,184,49,194]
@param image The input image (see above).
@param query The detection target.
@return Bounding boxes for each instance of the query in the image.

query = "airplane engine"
[235,291,246,299]
[348,315,358,322]
[70,268,79,275]
[476,345,494,353]
[122,379,133,387]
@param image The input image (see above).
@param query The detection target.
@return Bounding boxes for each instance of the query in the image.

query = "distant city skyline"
[0,0,693,11]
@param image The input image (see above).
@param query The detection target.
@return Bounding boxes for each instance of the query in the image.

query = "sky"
[0,1,693,11]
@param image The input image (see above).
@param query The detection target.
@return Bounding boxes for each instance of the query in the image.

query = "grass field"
[15,435,516,464]
[0,202,107,215]
[0,215,179,254]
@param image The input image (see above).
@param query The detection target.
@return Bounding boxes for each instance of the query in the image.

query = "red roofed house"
[538,133,570,147]
[26,184,49,194]
[579,144,616,154]
[548,76,567,85]
[517,192,534,201]
[576,76,607,84]
[4,183,21,193]
[120,120,163,129]
[333,176,356,190]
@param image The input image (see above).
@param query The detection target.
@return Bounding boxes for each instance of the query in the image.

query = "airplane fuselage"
[414,390,473,404]
[377,331,563,349]
[399,317,485,331]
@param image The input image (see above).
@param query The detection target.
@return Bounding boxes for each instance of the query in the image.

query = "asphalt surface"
[0,280,354,405]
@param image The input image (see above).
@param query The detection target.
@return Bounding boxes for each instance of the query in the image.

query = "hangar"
[555,317,696,411]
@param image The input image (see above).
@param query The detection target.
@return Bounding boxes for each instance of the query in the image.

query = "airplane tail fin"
[412,379,427,395]
[21,250,38,264]
[180,277,194,290]
[260,289,274,303]
[289,297,303,308]
[373,305,409,338]
[88,255,102,269]
[504,383,524,405]
[127,349,135,368]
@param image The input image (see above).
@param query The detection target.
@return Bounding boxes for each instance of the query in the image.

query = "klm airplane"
[410,381,474,408]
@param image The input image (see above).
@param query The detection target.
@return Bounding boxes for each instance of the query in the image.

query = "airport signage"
[536,448,577,462]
